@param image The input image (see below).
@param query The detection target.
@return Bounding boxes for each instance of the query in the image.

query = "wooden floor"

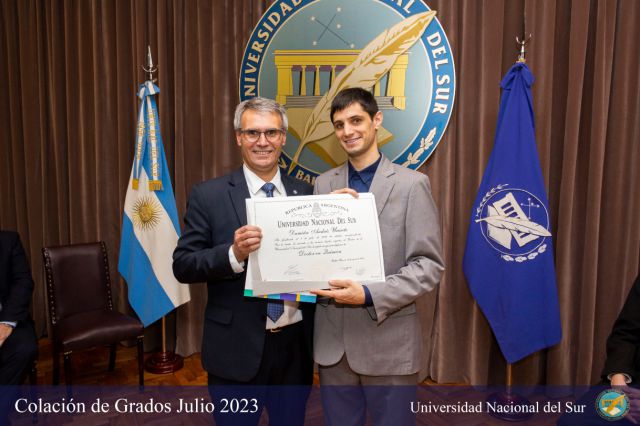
[13,338,321,425]
[33,338,210,386]
[15,339,564,425]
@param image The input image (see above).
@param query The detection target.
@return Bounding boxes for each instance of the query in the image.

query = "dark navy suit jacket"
[172,168,314,381]
[602,274,640,384]
[0,231,34,325]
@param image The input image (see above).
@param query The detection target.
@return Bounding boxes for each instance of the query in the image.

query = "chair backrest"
[42,242,114,324]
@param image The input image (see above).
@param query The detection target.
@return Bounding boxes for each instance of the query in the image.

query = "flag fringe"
[148,180,163,191]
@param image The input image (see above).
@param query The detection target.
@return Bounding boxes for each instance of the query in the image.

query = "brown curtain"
[0,0,270,348]
[426,0,640,386]
[1,0,638,386]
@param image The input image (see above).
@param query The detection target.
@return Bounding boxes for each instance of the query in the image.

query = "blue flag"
[118,81,190,327]
[463,63,561,364]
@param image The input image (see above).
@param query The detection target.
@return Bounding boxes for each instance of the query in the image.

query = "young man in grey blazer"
[312,88,445,425]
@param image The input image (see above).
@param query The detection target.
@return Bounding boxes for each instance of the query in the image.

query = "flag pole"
[138,46,184,375]
[487,360,533,422]
[485,34,536,422]
[146,316,184,374]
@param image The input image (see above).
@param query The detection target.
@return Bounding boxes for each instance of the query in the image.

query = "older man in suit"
[312,88,445,425]
[173,97,314,426]
[0,230,37,385]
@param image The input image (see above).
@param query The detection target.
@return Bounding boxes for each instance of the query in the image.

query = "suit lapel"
[370,155,395,217]
[330,163,349,192]
[281,173,301,196]
[228,168,251,226]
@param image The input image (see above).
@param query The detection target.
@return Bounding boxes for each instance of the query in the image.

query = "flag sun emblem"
[132,196,162,231]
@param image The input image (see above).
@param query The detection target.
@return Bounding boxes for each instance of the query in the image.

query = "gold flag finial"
[516,34,532,63]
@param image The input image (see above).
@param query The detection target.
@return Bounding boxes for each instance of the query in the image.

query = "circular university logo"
[473,185,552,263]
[239,0,455,184]
[595,389,630,421]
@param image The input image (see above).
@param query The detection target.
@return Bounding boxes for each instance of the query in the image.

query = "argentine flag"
[118,81,190,327]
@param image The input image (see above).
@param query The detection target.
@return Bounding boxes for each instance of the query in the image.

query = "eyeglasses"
[238,128,285,143]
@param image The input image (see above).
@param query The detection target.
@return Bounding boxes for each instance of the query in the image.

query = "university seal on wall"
[239,0,455,184]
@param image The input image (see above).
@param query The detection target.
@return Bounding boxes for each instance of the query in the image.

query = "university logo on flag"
[463,62,561,364]
[118,80,190,327]
[472,184,552,263]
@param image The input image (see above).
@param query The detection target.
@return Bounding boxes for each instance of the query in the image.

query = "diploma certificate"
[245,193,385,296]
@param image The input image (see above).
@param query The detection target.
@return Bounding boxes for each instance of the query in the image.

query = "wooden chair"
[42,242,144,386]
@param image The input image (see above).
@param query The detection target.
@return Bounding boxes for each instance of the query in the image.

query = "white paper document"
[245,193,386,296]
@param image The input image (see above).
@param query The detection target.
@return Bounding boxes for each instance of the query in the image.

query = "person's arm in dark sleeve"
[602,275,640,384]
[173,185,238,283]
[0,233,34,323]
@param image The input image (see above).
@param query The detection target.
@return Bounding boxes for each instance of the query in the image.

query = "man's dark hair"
[330,87,379,123]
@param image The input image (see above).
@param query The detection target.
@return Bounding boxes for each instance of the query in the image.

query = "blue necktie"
[262,182,284,322]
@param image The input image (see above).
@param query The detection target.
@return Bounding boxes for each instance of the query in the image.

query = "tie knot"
[261,182,275,197]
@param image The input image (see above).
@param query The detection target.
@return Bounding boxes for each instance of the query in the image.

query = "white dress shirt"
[227,165,303,329]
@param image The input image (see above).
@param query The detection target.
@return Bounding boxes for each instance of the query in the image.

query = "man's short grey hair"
[233,97,288,131]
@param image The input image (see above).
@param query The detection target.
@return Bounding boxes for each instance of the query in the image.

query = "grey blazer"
[313,155,445,376]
